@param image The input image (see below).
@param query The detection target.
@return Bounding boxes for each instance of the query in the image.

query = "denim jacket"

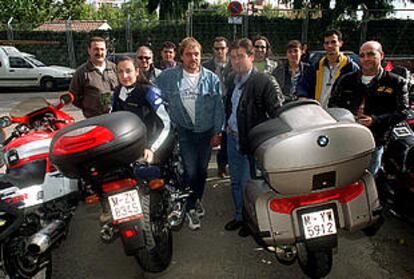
[154,65,224,134]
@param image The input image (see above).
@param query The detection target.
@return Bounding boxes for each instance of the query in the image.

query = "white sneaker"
[195,199,205,218]
[186,209,201,230]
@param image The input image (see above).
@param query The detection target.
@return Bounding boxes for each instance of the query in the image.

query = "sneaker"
[186,209,201,230]
[195,199,205,218]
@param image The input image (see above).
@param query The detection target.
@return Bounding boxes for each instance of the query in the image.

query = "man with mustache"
[296,29,359,109]
[69,36,118,118]
[155,37,224,231]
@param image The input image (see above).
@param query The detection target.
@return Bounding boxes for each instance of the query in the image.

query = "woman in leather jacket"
[112,56,172,163]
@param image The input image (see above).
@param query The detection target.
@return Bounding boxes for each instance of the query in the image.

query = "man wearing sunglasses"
[136,46,161,82]
[329,40,408,175]
[252,35,278,75]
[203,36,232,178]
[296,29,359,109]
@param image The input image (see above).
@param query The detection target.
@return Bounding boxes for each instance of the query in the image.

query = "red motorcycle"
[0,93,79,279]
[49,111,188,273]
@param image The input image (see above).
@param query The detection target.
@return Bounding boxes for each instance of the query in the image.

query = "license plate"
[301,208,337,239]
[108,189,143,222]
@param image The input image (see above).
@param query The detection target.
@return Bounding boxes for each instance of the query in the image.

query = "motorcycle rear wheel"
[135,190,172,273]
[297,243,332,279]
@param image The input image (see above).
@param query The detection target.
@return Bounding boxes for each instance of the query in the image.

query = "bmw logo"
[317,135,329,147]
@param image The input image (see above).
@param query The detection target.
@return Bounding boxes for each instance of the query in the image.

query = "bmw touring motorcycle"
[0,93,79,278]
[49,111,189,273]
[244,100,382,278]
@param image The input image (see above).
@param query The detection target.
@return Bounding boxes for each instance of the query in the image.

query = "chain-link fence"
[1,8,414,69]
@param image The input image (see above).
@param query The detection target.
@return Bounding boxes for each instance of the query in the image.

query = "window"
[9,57,32,68]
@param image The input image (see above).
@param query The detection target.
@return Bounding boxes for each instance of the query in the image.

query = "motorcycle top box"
[50,111,147,178]
[248,100,376,194]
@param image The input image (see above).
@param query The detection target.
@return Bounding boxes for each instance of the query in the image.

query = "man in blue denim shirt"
[155,37,224,230]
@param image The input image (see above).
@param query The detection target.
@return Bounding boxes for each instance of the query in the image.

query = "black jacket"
[272,61,310,102]
[329,69,409,143]
[225,69,284,154]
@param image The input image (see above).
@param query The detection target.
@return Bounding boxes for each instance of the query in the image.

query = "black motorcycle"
[49,111,189,273]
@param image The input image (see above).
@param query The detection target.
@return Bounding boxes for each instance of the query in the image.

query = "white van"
[0,46,75,91]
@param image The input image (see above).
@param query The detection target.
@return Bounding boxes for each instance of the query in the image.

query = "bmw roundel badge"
[317,135,329,147]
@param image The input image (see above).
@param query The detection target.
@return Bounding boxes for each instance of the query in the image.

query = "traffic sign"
[227,1,243,17]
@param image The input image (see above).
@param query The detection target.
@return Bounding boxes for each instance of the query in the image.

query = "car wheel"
[42,79,56,91]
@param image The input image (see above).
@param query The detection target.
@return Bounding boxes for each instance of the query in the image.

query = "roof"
[34,20,112,32]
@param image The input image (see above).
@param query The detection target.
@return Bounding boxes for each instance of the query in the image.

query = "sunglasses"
[214,47,227,51]
[254,45,267,49]
[137,56,151,60]
[163,50,174,54]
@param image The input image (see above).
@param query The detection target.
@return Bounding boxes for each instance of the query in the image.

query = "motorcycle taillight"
[269,182,364,214]
[52,126,114,155]
[102,178,137,194]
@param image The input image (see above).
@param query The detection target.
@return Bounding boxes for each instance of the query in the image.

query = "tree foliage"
[147,0,204,20]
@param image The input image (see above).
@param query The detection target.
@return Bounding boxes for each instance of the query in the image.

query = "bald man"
[136,46,161,82]
[329,40,409,175]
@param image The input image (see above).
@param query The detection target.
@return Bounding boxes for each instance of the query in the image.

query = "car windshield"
[24,56,46,67]
[10,97,50,117]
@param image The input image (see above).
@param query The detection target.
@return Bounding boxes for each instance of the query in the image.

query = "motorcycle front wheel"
[135,189,172,273]
[1,244,52,279]
[297,243,332,279]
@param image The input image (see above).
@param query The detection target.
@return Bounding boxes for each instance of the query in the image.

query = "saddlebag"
[248,100,375,194]
[49,111,146,178]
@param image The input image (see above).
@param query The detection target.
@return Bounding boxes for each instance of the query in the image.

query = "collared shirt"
[228,69,253,133]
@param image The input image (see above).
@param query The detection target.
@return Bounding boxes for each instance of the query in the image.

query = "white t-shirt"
[180,70,201,124]
[361,75,375,85]
[320,64,340,109]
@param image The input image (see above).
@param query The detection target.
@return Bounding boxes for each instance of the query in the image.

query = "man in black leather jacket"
[329,40,409,175]
[224,38,284,237]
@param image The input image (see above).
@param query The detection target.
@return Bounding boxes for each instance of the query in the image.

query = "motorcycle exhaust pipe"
[27,220,66,255]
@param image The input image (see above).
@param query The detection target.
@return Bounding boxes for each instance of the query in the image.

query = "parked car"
[0,46,75,91]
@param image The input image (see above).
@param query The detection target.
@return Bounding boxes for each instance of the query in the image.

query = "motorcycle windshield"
[10,97,50,118]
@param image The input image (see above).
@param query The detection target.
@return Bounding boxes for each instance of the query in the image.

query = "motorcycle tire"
[2,245,52,279]
[135,190,172,273]
[297,243,332,279]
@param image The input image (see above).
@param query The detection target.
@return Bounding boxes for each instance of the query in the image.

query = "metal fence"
[1,8,414,69]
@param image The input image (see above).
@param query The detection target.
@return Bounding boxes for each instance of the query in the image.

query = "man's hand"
[210,133,222,147]
[356,113,373,127]
[143,149,155,164]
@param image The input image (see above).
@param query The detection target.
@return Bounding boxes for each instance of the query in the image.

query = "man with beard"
[329,40,408,175]
[69,36,118,118]
[296,29,359,108]
[155,37,224,230]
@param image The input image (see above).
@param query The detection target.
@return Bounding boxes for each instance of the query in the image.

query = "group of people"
[68,29,409,236]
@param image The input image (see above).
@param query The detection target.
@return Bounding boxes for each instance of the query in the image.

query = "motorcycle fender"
[244,179,296,246]
[341,172,380,232]
[118,219,146,256]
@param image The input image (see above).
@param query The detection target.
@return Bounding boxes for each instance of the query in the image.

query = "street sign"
[228,16,243,25]
[227,1,243,17]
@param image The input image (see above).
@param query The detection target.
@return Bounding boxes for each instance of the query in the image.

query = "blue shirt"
[228,69,253,133]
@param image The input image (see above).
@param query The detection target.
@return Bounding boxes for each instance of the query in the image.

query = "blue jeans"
[178,128,213,211]
[368,145,384,176]
[227,133,250,221]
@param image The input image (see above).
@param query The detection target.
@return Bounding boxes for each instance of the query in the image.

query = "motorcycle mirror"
[60,93,74,105]
[0,128,5,145]
[0,116,11,129]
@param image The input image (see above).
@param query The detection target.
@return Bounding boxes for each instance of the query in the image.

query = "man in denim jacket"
[155,37,224,230]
